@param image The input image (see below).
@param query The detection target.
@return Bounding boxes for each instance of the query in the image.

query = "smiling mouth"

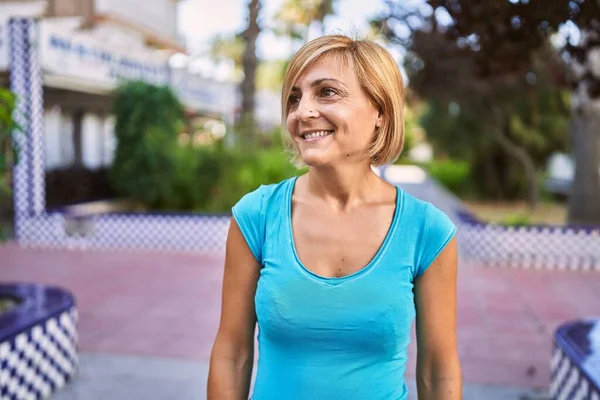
[301,130,333,142]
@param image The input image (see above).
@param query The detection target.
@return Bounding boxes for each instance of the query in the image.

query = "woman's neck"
[304,164,384,212]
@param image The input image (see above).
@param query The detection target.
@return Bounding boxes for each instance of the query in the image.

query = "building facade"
[1,0,243,209]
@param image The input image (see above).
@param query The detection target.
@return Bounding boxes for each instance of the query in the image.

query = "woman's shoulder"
[397,189,456,234]
[230,177,297,263]
[396,189,457,278]
[399,189,439,219]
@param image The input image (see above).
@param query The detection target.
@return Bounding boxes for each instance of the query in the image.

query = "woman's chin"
[300,152,332,168]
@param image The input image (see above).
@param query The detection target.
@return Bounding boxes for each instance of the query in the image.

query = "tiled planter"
[0,284,78,399]
[551,318,600,399]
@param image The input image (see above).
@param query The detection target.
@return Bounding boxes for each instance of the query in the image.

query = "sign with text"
[170,67,239,119]
[39,20,170,89]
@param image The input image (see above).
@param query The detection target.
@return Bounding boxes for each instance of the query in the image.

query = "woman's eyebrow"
[291,78,347,92]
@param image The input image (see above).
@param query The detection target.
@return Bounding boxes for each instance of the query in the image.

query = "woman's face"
[286,57,382,168]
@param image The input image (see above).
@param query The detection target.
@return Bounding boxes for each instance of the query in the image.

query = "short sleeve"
[414,203,457,278]
[231,186,266,263]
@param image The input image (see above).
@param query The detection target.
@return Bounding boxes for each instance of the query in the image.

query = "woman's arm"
[207,219,262,400]
[414,236,462,399]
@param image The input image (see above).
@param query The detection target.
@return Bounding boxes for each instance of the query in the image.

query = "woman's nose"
[297,97,319,120]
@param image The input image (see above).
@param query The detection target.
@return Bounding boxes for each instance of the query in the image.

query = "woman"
[208,35,462,400]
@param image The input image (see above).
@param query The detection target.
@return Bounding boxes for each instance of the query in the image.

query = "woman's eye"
[321,88,337,97]
[288,94,300,105]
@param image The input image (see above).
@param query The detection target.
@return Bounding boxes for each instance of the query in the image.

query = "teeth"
[304,130,332,139]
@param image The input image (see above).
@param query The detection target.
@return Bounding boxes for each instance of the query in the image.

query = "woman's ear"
[376,112,384,128]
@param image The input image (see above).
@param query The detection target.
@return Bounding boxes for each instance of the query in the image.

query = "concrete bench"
[60,199,136,237]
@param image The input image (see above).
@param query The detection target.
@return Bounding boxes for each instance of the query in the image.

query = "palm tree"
[273,0,336,47]
[239,0,261,142]
[207,33,245,81]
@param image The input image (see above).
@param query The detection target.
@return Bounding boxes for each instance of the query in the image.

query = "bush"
[109,81,188,209]
[422,159,473,197]
[108,81,303,213]
[170,144,224,211]
[0,88,21,240]
[206,144,301,212]
[501,212,532,227]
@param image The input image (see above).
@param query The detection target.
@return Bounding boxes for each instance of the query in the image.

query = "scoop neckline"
[286,175,402,286]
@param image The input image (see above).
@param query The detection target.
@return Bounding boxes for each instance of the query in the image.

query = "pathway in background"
[2,242,599,399]
[383,164,471,223]
[52,353,547,400]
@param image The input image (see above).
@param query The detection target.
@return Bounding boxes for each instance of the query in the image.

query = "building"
[0,0,241,208]
[1,0,185,50]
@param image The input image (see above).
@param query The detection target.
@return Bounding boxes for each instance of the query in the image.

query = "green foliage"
[206,137,302,212]
[257,59,289,91]
[420,101,482,161]
[391,106,424,163]
[209,34,245,67]
[0,88,21,241]
[207,34,246,81]
[374,2,577,205]
[423,158,473,197]
[398,106,418,159]
[417,66,571,201]
[0,89,21,196]
[109,81,187,209]
[274,0,335,41]
[0,226,8,241]
[167,144,225,211]
[109,83,299,213]
[500,213,532,227]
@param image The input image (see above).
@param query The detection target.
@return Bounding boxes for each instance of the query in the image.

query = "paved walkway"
[53,353,546,400]
[2,242,600,399]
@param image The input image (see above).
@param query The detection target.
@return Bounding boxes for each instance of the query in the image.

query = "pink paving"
[1,242,600,391]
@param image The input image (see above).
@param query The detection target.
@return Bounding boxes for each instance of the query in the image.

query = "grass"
[464,200,568,226]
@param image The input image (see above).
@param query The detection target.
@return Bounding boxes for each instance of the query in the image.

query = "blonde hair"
[281,34,405,166]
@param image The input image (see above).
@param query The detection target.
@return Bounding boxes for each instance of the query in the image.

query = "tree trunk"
[488,124,539,209]
[567,102,600,225]
[239,0,261,144]
[480,152,504,200]
[316,0,331,36]
[483,105,538,208]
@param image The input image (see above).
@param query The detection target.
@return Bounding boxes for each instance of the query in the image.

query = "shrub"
[423,159,472,197]
[0,88,21,240]
[501,212,532,227]
[170,144,224,211]
[206,144,301,212]
[109,81,185,209]
[109,81,301,213]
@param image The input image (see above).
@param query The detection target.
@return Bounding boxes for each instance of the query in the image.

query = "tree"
[207,33,246,81]
[256,59,289,91]
[420,83,571,201]
[273,0,336,47]
[375,0,600,221]
[239,0,261,143]
[402,25,569,206]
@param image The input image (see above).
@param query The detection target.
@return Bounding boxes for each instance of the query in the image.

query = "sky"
[177,0,388,69]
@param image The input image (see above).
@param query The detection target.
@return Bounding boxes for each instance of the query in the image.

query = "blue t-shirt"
[231,176,456,400]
